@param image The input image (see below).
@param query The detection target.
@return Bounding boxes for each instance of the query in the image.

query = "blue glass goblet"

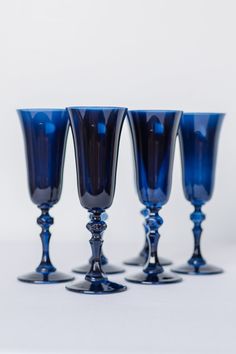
[125,110,182,285]
[123,208,172,267]
[172,113,225,275]
[17,109,74,284]
[66,106,127,294]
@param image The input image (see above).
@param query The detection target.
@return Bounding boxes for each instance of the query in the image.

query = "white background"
[0,0,235,353]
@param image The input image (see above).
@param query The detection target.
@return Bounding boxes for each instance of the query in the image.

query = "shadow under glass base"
[17,271,75,284]
[124,255,172,267]
[66,279,127,295]
[72,263,125,275]
[171,263,224,275]
[125,271,182,285]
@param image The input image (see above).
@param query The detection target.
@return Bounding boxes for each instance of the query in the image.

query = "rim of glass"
[17,108,65,112]
[128,109,183,113]
[67,106,127,110]
[183,112,225,116]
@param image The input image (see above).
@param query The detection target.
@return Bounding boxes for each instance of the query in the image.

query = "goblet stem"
[171,203,223,275]
[36,206,56,273]
[188,205,206,267]
[88,249,108,266]
[73,210,124,275]
[125,205,181,284]
[85,209,107,283]
[139,238,149,259]
[143,206,163,275]
[139,208,149,258]
[123,207,172,267]
[66,208,127,294]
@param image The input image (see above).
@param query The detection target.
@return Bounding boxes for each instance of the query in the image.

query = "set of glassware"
[17,107,225,294]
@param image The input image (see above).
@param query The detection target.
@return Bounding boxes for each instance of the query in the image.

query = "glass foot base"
[72,263,125,275]
[125,271,182,285]
[17,271,75,284]
[171,263,224,275]
[66,279,127,294]
[123,255,172,267]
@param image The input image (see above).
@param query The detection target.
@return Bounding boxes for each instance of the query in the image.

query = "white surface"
[0,0,235,353]
[0,240,235,354]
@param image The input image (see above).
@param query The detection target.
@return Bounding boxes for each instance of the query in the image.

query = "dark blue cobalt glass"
[66,106,127,294]
[125,110,183,285]
[172,112,225,275]
[17,109,74,284]
[123,208,172,267]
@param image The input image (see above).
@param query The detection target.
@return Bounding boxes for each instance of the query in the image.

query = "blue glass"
[172,112,225,275]
[17,109,74,284]
[123,208,172,267]
[66,106,127,294]
[125,110,183,284]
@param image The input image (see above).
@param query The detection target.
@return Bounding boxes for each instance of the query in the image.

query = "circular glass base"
[124,255,172,267]
[17,271,75,284]
[66,279,127,294]
[125,271,182,285]
[72,263,125,275]
[171,263,224,275]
